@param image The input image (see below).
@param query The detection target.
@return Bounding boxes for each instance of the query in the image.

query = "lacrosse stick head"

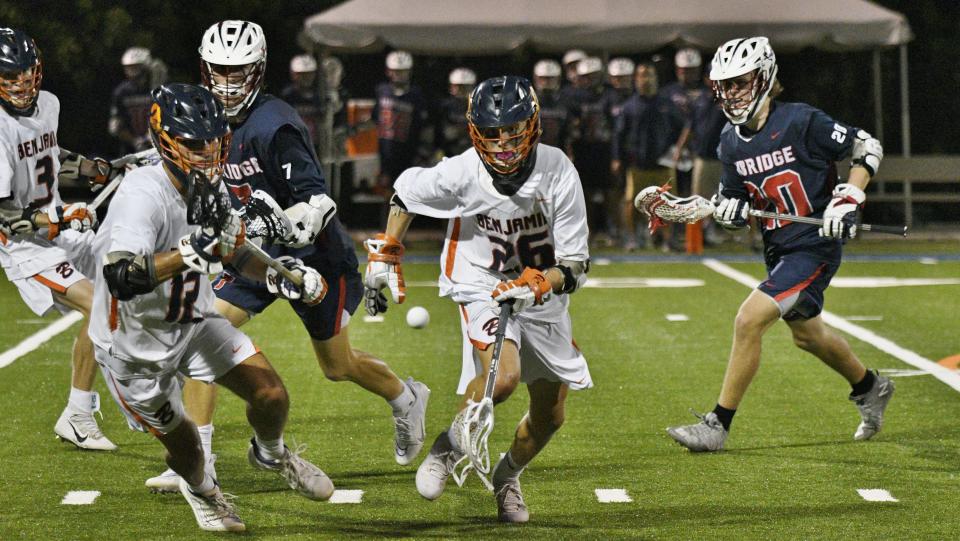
[450,397,495,491]
[634,183,715,233]
[241,190,293,242]
[185,170,231,232]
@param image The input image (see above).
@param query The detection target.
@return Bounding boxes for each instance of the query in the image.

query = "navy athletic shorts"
[758,240,842,321]
[212,267,363,341]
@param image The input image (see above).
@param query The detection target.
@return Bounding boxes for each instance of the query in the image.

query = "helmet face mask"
[467,76,541,195]
[149,84,231,192]
[0,28,42,116]
[710,37,778,125]
[199,20,267,119]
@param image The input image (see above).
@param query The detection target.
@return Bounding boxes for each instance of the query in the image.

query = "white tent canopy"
[301,0,913,153]
[301,0,911,54]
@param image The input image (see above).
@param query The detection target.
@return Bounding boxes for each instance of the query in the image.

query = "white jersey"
[394,144,589,322]
[89,163,219,376]
[0,91,69,280]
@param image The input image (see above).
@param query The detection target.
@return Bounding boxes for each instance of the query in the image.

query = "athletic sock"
[68,388,97,414]
[254,435,286,463]
[388,383,415,415]
[492,451,524,487]
[197,424,214,459]
[188,471,217,496]
[851,369,876,396]
[446,425,465,455]
[712,404,736,432]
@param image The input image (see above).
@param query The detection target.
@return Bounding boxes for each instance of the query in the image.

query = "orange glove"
[46,203,96,240]
[491,267,552,312]
[363,233,406,315]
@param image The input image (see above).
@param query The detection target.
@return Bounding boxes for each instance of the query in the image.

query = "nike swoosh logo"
[770,131,781,140]
[232,345,242,353]
[69,420,88,443]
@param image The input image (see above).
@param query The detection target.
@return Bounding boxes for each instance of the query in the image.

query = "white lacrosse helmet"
[121,47,151,66]
[562,49,586,66]
[199,20,267,118]
[607,57,635,77]
[533,59,561,78]
[576,56,603,76]
[386,50,413,70]
[675,48,702,68]
[449,67,476,86]
[290,53,316,73]
[709,37,778,125]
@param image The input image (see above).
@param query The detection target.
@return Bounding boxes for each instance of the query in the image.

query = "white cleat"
[394,378,431,465]
[179,478,245,532]
[147,454,217,494]
[54,405,117,451]
[415,431,463,500]
[247,438,334,501]
[851,371,895,441]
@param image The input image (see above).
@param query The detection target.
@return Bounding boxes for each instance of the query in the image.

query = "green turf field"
[1,250,958,540]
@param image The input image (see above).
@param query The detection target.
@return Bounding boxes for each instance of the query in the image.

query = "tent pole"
[899,44,910,158]
[872,49,883,143]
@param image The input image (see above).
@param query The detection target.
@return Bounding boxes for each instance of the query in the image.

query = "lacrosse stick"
[635,184,907,237]
[89,149,159,213]
[241,240,304,287]
[451,301,513,491]
[634,183,715,234]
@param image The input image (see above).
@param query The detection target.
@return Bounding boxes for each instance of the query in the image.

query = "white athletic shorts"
[96,317,257,435]
[456,300,592,394]
[9,259,86,316]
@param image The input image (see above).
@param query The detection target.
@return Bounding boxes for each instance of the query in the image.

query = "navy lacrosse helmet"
[149,83,231,190]
[467,76,541,196]
[0,28,42,116]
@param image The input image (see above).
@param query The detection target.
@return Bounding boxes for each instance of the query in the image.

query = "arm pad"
[850,129,883,177]
[103,252,158,301]
[554,259,590,294]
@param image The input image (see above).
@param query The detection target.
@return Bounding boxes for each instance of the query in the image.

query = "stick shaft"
[748,210,907,237]
[90,149,159,212]
[482,302,513,400]
[242,241,303,286]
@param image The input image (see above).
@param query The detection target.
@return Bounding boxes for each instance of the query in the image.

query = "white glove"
[820,183,865,239]
[265,256,327,305]
[177,214,244,275]
[283,194,337,248]
[713,196,749,230]
[242,190,294,243]
[362,233,405,315]
[46,203,96,239]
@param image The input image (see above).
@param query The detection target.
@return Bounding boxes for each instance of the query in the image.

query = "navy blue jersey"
[434,95,470,157]
[612,93,675,169]
[222,93,358,276]
[718,101,858,250]
[279,85,350,146]
[108,79,153,154]
[372,82,429,178]
[537,90,570,149]
[659,81,708,127]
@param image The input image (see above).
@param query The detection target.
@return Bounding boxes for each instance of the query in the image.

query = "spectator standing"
[532,59,571,153]
[107,47,153,156]
[372,51,430,197]
[434,67,475,158]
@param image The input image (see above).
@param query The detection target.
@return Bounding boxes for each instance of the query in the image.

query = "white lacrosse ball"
[406,306,430,329]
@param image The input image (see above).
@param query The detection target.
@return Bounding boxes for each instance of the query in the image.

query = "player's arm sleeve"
[393,158,466,218]
[0,143,13,199]
[805,109,856,162]
[717,145,748,201]
[552,159,590,263]
[104,186,161,257]
[267,125,329,202]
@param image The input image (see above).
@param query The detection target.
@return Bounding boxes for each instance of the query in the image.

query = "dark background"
[2,0,957,158]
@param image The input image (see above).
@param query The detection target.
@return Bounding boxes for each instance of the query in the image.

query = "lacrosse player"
[91,83,334,532]
[144,21,430,492]
[667,37,892,452]
[0,27,120,451]
[365,76,592,523]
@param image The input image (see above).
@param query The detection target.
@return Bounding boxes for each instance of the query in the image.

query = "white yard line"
[329,489,364,504]
[703,259,960,393]
[857,489,898,502]
[666,314,690,321]
[0,311,83,369]
[595,488,633,503]
[61,490,101,505]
